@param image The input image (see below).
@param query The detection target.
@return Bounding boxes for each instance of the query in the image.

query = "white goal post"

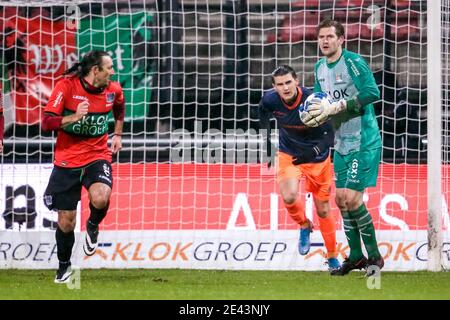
[427,0,443,272]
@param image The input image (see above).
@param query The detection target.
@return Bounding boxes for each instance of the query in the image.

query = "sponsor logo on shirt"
[73,95,88,101]
[62,110,110,137]
[327,88,349,100]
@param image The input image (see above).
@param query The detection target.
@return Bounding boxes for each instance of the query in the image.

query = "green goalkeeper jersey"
[314,49,381,155]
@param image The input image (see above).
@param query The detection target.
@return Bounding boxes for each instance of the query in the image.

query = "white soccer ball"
[299,92,331,127]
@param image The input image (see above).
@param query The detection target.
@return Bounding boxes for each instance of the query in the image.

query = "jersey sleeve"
[113,86,126,121]
[258,96,274,160]
[313,62,322,93]
[258,96,273,131]
[345,54,380,110]
[45,80,69,116]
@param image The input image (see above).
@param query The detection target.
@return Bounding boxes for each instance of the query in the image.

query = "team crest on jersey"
[335,73,343,83]
[106,93,115,103]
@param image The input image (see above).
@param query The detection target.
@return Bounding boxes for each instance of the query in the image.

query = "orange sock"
[285,198,307,226]
[318,214,337,258]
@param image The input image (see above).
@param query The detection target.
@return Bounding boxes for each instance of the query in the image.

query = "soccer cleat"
[298,220,313,255]
[330,256,368,276]
[54,264,73,284]
[83,221,99,256]
[365,256,384,276]
[327,257,341,272]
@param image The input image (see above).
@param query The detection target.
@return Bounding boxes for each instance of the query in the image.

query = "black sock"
[88,202,109,226]
[59,261,71,270]
[55,227,75,265]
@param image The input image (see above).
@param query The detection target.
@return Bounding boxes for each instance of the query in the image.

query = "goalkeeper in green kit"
[302,19,384,276]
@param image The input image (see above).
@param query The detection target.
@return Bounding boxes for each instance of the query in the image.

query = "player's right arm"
[42,80,88,131]
[60,101,88,128]
[258,99,272,131]
[292,128,333,165]
[258,97,274,167]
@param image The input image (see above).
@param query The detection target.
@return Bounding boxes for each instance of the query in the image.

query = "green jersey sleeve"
[313,60,323,93]
[344,53,380,113]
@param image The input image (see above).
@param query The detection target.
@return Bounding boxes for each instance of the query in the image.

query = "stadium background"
[0,0,449,272]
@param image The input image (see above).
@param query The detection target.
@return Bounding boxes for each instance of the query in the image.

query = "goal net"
[0,0,448,271]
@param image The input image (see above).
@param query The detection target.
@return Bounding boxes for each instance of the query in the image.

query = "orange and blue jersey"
[258,86,333,162]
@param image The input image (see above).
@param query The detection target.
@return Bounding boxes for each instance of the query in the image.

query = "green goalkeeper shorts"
[333,148,381,192]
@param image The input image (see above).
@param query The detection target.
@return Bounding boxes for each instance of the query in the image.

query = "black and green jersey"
[314,49,381,155]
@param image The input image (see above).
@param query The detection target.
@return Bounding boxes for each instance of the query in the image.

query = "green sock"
[349,204,381,259]
[341,211,364,261]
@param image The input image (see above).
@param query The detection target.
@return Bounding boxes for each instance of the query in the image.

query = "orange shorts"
[276,151,332,201]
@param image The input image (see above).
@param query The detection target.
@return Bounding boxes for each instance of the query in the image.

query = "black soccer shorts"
[44,160,113,211]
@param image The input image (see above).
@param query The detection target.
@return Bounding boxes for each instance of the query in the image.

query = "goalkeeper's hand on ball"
[302,99,347,127]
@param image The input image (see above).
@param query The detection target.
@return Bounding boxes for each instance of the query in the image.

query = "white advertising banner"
[1,164,449,271]
[0,230,449,270]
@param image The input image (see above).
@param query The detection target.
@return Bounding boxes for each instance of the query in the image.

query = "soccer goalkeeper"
[258,65,340,272]
[304,19,384,276]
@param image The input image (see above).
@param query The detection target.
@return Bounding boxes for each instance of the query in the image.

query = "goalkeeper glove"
[292,130,332,165]
[292,145,323,165]
[303,99,347,127]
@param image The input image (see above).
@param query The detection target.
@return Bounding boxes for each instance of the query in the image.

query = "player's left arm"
[111,87,125,154]
[258,98,275,167]
[344,56,380,114]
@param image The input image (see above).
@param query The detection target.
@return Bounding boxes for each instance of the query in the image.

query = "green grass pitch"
[1,269,450,300]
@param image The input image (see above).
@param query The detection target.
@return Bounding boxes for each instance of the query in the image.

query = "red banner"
[3,12,76,124]
[81,163,445,231]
